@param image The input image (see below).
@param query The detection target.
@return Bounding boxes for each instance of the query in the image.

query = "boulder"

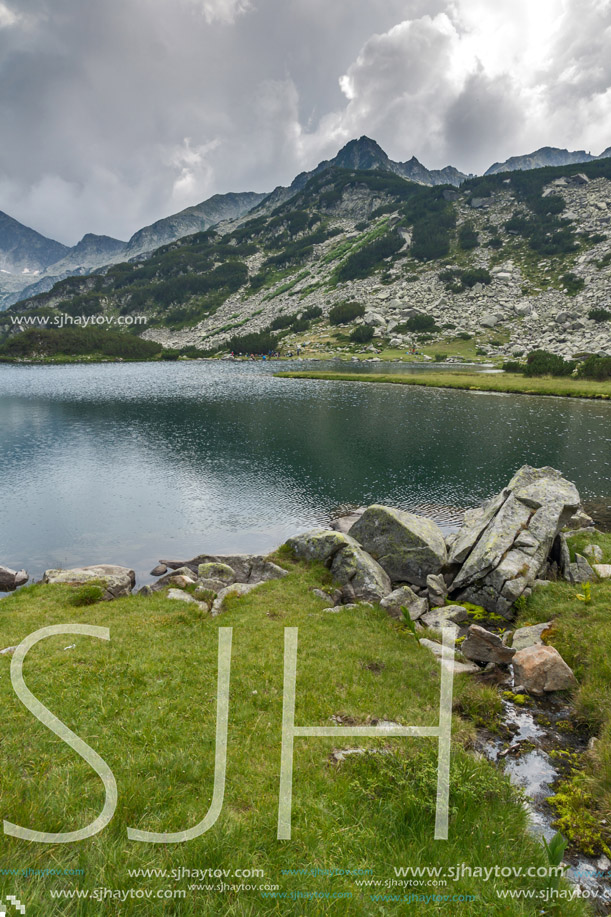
[161,554,287,585]
[211,582,260,617]
[427,573,448,607]
[593,564,611,580]
[285,529,351,565]
[421,606,468,635]
[150,563,168,577]
[451,466,580,617]
[348,506,447,586]
[461,624,516,664]
[43,564,135,600]
[566,553,595,584]
[511,622,552,651]
[582,544,603,563]
[512,645,577,694]
[330,543,391,603]
[380,585,428,621]
[197,562,235,586]
[419,639,480,675]
[0,565,29,592]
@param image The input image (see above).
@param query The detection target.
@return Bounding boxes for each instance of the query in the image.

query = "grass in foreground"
[517,532,611,858]
[275,370,611,399]
[0,557,588,916]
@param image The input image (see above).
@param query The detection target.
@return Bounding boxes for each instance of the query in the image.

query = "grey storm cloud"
[0,0,609,244]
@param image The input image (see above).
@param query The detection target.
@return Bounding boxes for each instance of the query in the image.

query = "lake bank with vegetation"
[276,370,611,400]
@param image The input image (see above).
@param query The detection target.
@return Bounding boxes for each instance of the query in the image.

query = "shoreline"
[275,370,611,401]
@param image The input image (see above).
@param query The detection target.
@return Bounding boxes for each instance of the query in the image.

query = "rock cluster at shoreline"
[5,464,608,694]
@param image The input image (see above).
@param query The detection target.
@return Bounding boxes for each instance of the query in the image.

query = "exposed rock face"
[461,624,515,664]
[512,645,577,694]
[427,573,448,607]
[380,585,427,621]
[348,506,447,586]
[450,466,580,617]
[0,565,29,591]
[43,564,135,600]
[566,553,596,584]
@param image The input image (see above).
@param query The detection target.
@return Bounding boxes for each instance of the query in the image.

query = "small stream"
[478,689,611,911]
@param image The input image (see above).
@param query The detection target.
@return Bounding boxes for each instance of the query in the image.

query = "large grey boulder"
[450,466,581,617]
[286,529,351,565]
[330,542,391,603]
[348,506,447,586]
[566,553,595,585]
[513,645,577,694]
[43,564,135,600]
[380,585,428,621]
[0,565,29,592]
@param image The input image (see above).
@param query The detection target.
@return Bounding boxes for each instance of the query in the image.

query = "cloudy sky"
[1,0,610,244]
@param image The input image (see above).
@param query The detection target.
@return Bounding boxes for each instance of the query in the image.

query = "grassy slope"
[275,370,611,400]
[516,533,611,857]
[0,557,588,916]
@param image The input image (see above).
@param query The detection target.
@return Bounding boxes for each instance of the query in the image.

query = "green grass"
[0,558,587,915]
[516,533,611,857]
[275,370,611,400]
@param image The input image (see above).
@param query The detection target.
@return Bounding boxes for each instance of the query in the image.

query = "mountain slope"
[0,211,69,274]
[123,191,269,258]
[485,145,611,175]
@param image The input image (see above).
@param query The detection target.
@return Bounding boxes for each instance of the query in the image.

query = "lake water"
[1,360,609,586]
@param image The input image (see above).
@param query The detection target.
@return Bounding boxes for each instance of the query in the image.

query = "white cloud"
[187,0,252,25]
[0,2,19,28]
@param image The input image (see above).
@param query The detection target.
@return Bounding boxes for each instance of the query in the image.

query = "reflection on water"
[0,360,609,584]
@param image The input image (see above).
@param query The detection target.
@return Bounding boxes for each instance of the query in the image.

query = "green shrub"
[561,272,585,295]
[456,332,472,340]
[160,349,180,361]
[576,355,611,380]
[434,353,448,362]
[458,222,479,250]
[588,307,611,323]
[440,268,491,293]
[350,324,374,344]
[227,331,278,354]
[329,301,366,325]
[405,314,438,333]
[525,350,576,377]
[502,360,525,373]
[0,327,162,361]
[487,236,503,249]
[68,584,105,607]
[334,231,404,282]
[290,317,310,333]
[269,314,297,331]
[301,305,323,320]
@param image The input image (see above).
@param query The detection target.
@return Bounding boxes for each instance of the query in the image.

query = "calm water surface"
[1,360,609,585]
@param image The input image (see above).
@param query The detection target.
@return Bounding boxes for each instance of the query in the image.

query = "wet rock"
[43,564,135,600]
[150,563,167,577]
[512,645,577,694]
[461,624,516,664]
[197,562,235,586]
[511,622,552,651]
[348,505,447,586]
[380,585,428,621]
[0,565,29,592]
[329,510,365,535]
[330,542,391,602]
[427,573,448,608]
